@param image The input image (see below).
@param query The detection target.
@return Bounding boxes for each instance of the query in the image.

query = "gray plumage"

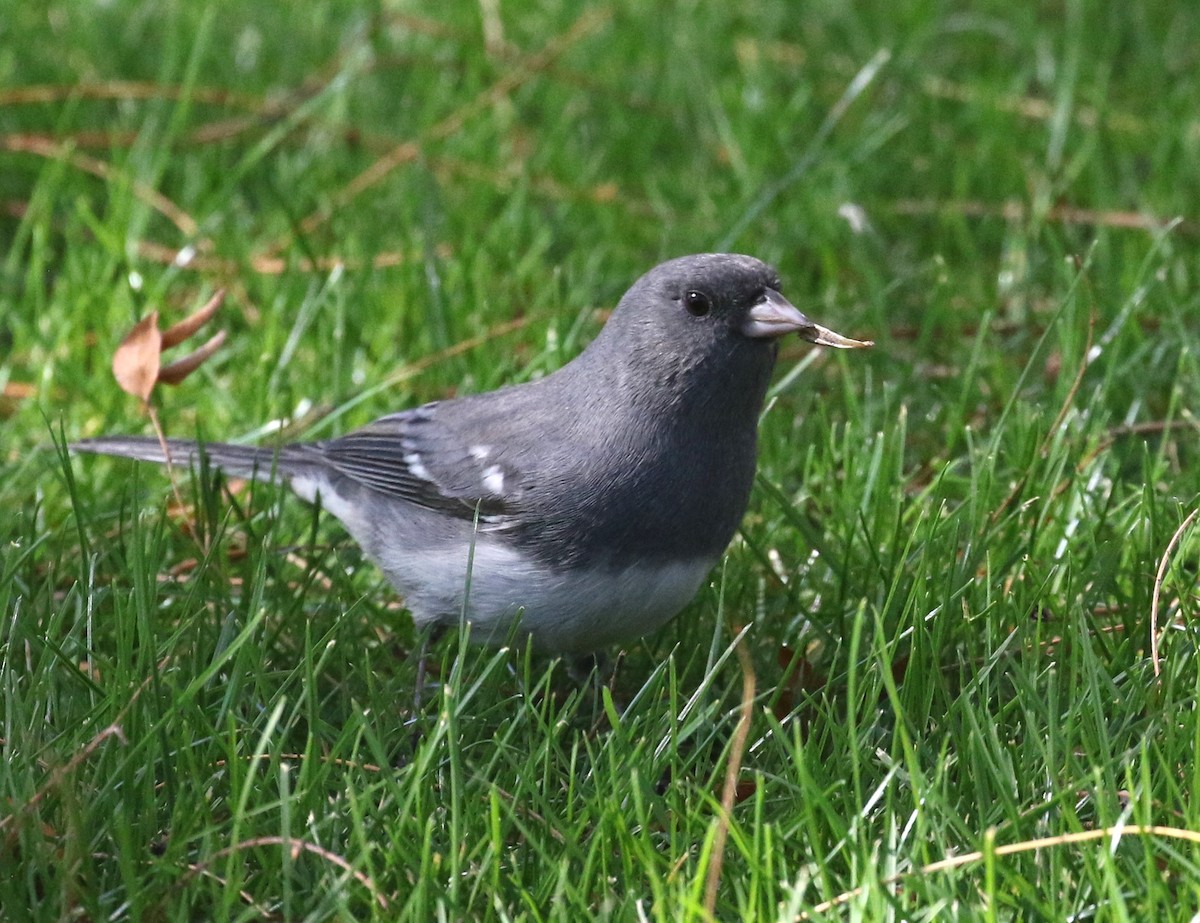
[74,254,870,653]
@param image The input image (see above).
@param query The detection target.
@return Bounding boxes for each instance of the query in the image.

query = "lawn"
[2,1,1200,919]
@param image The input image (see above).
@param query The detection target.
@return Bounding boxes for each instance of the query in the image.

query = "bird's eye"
[684,290,711,317]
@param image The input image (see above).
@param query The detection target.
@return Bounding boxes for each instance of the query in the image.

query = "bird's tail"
[72,436,307,481]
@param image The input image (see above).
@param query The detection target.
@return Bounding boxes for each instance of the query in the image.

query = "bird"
[74,254,871,654]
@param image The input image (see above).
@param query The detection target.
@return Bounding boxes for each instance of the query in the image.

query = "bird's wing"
[305,403,524,525]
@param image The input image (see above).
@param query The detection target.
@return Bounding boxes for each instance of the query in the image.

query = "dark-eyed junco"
[75,254,870,653]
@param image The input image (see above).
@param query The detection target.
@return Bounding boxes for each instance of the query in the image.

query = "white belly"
[291,473,715,652]
[377,539,715,653]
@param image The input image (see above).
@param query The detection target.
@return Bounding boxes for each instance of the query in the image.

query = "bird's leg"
[400,623,447,764]
[412,623,447,720]
[566,651,609,686]
[567,650,628,725]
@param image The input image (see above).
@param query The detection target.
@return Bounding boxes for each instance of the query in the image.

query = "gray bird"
[75,254,871,653]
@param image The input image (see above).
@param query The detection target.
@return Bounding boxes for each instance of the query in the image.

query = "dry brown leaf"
[112,311,162,402]
[161,290,225,348]
[110,293,227,401]
[158,330,227,385]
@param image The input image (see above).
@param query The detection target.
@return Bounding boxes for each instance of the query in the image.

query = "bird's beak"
[742,288,873,348]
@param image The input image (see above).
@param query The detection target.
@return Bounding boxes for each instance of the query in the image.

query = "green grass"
[3,0,1200,919]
